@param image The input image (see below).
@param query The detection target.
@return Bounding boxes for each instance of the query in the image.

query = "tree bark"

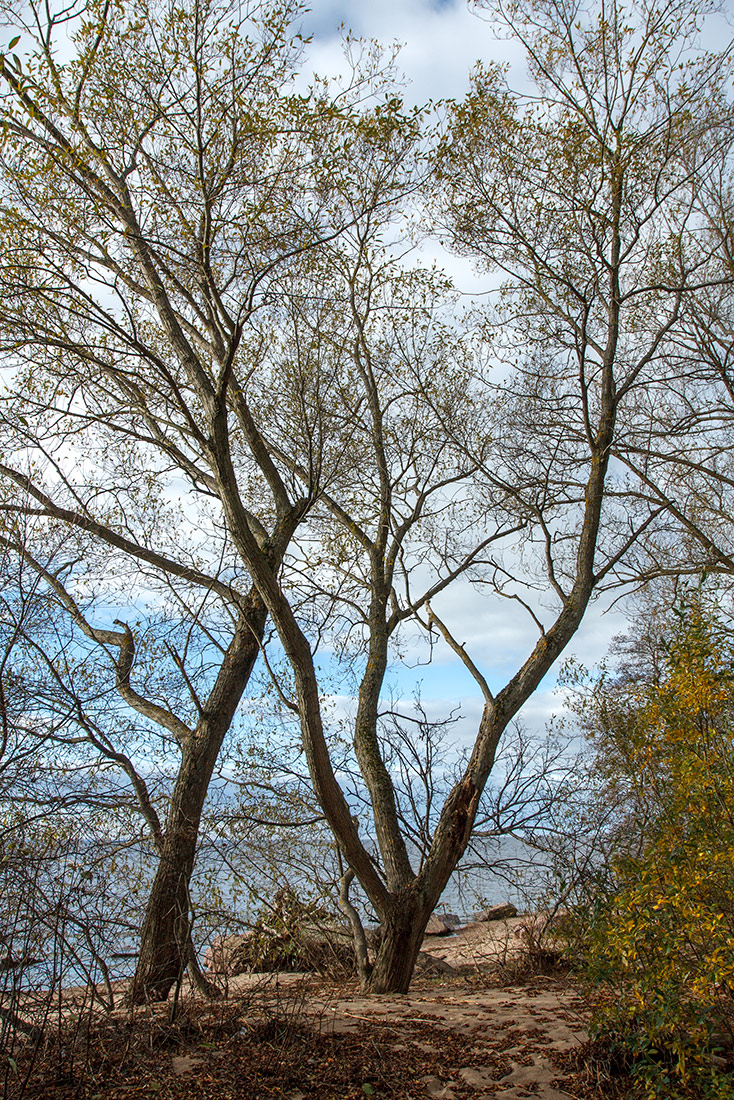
[133,818,197,1002]
[132,592,267,1003]
[365,889,431,994]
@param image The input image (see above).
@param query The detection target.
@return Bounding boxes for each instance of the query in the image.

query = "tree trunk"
[132,596,266,1003]
[364,890,431,994]
[132,732,223,1003]
[363,767,498,994]
[133,819,197,1002]
[186,937,220,999]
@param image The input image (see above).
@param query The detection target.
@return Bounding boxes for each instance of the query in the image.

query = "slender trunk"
[132,594,266,1003]
[132,729,231,1002]
[186,938,219,998]
[132,791,222,1000]
[339,867,372,984]
[354,608,414,889]
[364,772,490,993]
[133,813,197,1003]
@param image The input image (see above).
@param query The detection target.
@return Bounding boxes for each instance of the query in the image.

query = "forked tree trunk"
[365,892,431,994]
[367,897,431,994]
[362,775,488,994]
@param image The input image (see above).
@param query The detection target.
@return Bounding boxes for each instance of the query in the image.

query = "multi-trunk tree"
[0,0,731,1000]
[253,0,734,991]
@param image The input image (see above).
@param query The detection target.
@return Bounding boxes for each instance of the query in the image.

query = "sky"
[292,0,632,743]
[301,0,511,108]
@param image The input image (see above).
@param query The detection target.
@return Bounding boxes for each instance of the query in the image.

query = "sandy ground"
[308,981,587,1100]
[207,918,589,1100]
[10,918,589,1098]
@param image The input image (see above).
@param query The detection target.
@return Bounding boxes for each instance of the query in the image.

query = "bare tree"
[240,0,734,991]
[607,160,734,586]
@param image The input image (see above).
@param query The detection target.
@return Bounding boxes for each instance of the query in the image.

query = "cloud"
[300,0,527,107]
[375,582,629,743]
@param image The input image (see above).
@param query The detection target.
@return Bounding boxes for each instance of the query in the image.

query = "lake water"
[0,832,552,999]
[435,835,550,919]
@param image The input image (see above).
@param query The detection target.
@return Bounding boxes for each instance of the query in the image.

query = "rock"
[205,886,360,977]
[475,903,518,923]
[424,914,452,935]
[295,921,355,976]
[437,913,463,930]
[204,933,253,975]
[416,951,457,975]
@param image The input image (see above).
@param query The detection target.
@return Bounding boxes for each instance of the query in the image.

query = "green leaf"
[362,1085,375,1096]
[7,1058,17,1075]
[7,36,19,50]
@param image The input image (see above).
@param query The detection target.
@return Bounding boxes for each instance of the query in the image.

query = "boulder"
[204,933,253,976]
[437,912,463,930]
[294,920,355,977]
[424,914,452,935]
[475,903,518,923]
[205,886,358,977]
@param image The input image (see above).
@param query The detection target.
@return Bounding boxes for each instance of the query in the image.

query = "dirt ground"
[212,918,590,1100]
[6,919,606,1100]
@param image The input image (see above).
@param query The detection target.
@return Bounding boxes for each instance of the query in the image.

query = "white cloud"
[370,588,628,747]
[301,0,528,107]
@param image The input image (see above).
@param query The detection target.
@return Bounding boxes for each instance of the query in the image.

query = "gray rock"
[475,903,518,923]
[205,922,355,977]
[424,914,452,935]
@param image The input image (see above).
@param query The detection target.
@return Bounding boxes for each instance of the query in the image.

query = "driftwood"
[0,1003,43,1042]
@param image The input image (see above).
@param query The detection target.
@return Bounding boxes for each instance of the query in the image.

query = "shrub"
[579,602,734,1098]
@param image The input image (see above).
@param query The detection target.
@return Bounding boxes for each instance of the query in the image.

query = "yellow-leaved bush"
[582,603,734,1098]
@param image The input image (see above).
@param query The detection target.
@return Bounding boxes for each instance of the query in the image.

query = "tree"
[250,0,733,992]
[0,0,420,1001]
[0,0,731,1002]
[608,167,734,591]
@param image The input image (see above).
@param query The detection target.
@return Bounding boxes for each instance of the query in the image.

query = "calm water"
[432,835,549,919]
[1,833,551,996]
